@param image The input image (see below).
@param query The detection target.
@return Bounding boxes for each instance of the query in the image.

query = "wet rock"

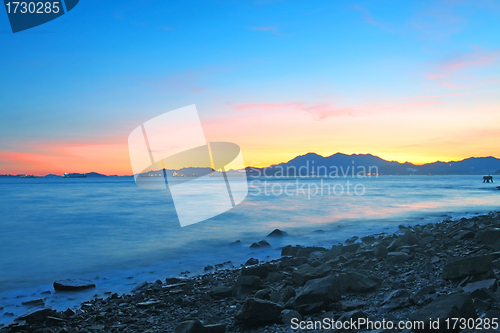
[209,286,233,299]
[131,281,150,293]
[165,276,190,284]
[229,240,241,246]
[470,287,499,301]
[250,240,271,249]
[295,271,381,305]
[336,271,382,292]
[63,308,75,317]
[174,319,205,333]
[339,300,366,311]
[419,236,435,246]
[409,293,477,332]
[281,309,302,327]
[401,229,419,245]
[254,289,271,300]
[204,323,226,333]
[281,245,301,256]
[53,279,95,291]
[458,230,475,240]
[291,263,331,286]
[387,252,410,262]
[137,300,161,308]
[484,309,500,319]
[296,246,328,258]
[475,228,500,244]
[442,254,494,279]
[241,264,275,279]
[462,279,496,293]
[21,298,45,307]
[473,298,490,312]
[16,308,56,324]
[278,285,296,303]
[411,285,436,304]
[245,258,259,265]
[295,275,339,305]
[233,276,262,297]
[338,310,368,322]
[235,298,283,326]
[267,229,288,237]
[382,289,410,311]
[320,245,343,261]
[361,235,375,243]
[341,243,360,254]
[345,236,359,244]
[265,272,285,283]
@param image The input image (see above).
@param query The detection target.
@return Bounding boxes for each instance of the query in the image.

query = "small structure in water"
[483,175,493,183]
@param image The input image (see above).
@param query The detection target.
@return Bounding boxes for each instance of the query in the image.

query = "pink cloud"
[233,103,302,111]
[230,100,437,120]
[353,5,394,33]
[420,92,470,98]
[425,47,500,89]
[232,102,353,119]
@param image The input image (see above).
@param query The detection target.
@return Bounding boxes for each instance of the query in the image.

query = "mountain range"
[248,153,500,176]
[2,153,500,177]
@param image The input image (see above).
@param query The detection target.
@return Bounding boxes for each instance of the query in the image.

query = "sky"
[1,0,500,176]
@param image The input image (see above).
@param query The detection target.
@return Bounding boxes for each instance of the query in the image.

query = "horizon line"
[1,152,499,177]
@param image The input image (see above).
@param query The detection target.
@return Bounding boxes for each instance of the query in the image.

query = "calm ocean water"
[0,175,499,324]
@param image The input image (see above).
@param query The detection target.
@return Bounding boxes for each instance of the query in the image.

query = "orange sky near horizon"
[2,93,500,176]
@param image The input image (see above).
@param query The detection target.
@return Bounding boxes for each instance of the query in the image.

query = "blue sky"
[1,0,500,174]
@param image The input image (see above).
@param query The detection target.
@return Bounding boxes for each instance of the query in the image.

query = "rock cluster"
[3,212,500,332]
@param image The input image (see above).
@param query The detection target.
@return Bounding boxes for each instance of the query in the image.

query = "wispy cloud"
[160,26,174,32]
[248,26,285,36]
[353,5,394,33]
[234,102,353,119]
[419,92,470,98]
[141,71,207,94]
[424,47,500,89]
[410,5,468,40]
[231,100,437,120]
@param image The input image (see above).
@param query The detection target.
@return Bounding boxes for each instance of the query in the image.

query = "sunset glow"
[1,1,500,175]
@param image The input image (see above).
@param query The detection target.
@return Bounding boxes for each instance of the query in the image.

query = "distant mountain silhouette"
[2,153,500,178]
[43,174,62,178]
[85,172,107,177]
[247,153,500,176]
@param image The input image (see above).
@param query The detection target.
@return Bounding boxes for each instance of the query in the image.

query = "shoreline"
[2,211,500,332]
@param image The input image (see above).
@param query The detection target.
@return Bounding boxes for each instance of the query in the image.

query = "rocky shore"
[3,212,500,332]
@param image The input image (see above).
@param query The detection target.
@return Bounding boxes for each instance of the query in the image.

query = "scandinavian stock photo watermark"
[247,161,379,200]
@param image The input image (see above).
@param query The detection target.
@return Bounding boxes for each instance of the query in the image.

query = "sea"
[0,175,499,325]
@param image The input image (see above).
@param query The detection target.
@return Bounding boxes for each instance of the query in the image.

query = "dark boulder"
[241,264,275,279]
[209,286,233,299]
[291,263,331,286]
[16,308,56,324]
[233,275,262,298]
[267,229,288,237]
[53,279,95,291]
[442,254,494,279]
[235,298,283,326]
[462,279,496,293]
[174,319,205,333]
[245,258,259,265]
[475,228,500,245]
[295,271,381,306]
[409,293,476,333]
[250,240,271,249]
